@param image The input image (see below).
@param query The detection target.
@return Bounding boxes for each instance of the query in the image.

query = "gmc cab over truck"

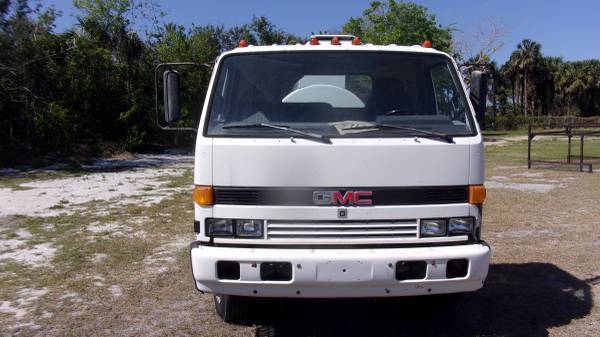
[159,35,490,323]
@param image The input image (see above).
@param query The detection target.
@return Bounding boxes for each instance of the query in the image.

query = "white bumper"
[190,243,490,298]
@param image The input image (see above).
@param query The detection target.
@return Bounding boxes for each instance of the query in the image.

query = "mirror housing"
[163,70,181,124]
[470,70,488,129]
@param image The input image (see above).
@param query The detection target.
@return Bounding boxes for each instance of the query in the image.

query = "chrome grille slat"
[268,230,417,236]
[268,223,416,229]
[267,220,418,240]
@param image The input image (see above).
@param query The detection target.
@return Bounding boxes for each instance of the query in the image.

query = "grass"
[485,137,600,165]
[0,170,86,191]
[1,149,598,336]
[483,129,529,137]
[0,167,197,335]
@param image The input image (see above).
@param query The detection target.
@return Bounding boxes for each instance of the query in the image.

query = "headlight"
[448,217,474,236]
[205,218,264,238]
[206,218,234,237]
[420,219,447,237]
[235,219,263,238]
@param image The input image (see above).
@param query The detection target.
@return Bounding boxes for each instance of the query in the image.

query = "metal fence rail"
[527,123,600,172]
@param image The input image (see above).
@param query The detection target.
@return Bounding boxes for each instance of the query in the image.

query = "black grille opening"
[395,261,427,280]
[214,186,469,206]
[214,189,259,205]
[260,262,292,281]
[446,259,469,279]
[216,261,240,280]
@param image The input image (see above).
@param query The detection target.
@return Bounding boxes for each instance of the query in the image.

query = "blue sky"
[43,0,600,64]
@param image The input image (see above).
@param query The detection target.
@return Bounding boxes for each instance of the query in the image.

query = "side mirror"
[163,70,181,124]
[470,70,488,129]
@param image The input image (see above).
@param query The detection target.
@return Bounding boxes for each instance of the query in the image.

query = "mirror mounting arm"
[154,62,213,132]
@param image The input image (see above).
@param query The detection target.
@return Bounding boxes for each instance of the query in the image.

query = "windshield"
[205,52,476,138]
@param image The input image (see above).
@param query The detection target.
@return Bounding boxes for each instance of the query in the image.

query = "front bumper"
[190,242,490,298]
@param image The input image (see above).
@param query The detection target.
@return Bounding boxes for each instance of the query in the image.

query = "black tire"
[213,294,249,323]
[255,325,276,337]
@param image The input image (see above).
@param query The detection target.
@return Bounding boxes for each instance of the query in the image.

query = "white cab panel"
[209,137,475,187]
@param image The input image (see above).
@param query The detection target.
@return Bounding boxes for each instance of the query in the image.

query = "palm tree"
[502,54,520,110]
[513,39,541,115]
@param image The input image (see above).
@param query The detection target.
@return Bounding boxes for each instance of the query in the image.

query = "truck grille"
[266,220,418,240]
[213,186,468,206]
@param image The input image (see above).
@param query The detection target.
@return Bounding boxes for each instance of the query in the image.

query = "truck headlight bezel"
[419,219,447,237]
[235,219,264,238]
[205,218,234,237]
[205,218,264,238]
[448,217,475,236]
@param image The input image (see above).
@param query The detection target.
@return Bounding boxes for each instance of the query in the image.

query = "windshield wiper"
[222,122,331,144]
[342,123,454,143]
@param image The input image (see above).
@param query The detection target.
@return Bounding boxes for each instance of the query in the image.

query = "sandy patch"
[486,180,559,192]
[511,171,546,178]
[0,155,192,217]
[0,238,25,251]
[486,169,578,193]
[86,221,132,236]
[110,285,123,298]
[488,229,552,238]
[0,288,48,329]
[0,229,33,252]
[90,253,108,263]
[0,242,57,267]
[91,275,106,287]
[60,292,84,304]
[143,236,189,274]
[129,216,150,225]
[15,229,33,239]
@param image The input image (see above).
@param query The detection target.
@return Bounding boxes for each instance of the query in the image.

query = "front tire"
[213,294,249,323]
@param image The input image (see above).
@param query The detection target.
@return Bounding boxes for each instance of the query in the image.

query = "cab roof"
[221,35,450,59]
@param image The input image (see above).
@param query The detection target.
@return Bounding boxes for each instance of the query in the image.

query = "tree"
[512,39,541,115]
[250,16,302,45]
[454,17,508,64]
[556,60,600,116]
[343,0,454,54]
[0,0,66,156]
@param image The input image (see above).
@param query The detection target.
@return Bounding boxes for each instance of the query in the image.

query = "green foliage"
[36,103,74,151]
[2,0,600,163]
[494,38,600,124]
[343,0,454,53]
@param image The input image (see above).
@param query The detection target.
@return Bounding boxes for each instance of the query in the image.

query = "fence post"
[579,134,584,172]
[567,125,572,163]
[527,124,532,169]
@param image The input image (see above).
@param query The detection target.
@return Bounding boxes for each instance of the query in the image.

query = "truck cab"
[173,35,490,322]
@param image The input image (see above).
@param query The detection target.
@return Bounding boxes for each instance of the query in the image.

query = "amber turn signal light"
[468,185,486,204]
[193,185,214,205]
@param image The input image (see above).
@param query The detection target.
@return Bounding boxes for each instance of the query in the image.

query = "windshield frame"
[202,50,478,139]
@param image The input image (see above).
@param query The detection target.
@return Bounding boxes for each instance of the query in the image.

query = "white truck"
[159,35,490,323]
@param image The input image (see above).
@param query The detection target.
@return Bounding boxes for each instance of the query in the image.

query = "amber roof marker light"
[352,36,362,45]
[331,36,341,45]
[238,39,249,48]
[422,40,432,48]
[309,36,320,45]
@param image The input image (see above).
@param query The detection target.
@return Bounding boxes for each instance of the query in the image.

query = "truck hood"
[201,137,483,187]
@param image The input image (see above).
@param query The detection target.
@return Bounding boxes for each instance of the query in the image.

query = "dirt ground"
[0,139,599,337]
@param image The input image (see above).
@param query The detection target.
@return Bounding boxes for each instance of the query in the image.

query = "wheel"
[255,325,276,337]
[213,294,249,323]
